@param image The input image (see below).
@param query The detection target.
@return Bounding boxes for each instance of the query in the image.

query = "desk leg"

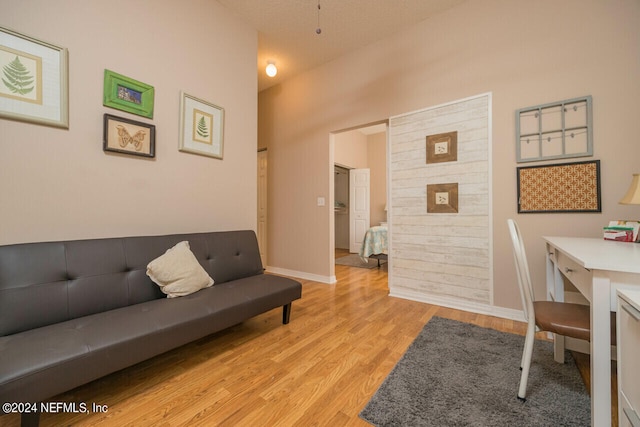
[591,273,612,427]
[553,335,565,363]
[546,246,566,363]
[553,260,566,363]
[553,262,566,363]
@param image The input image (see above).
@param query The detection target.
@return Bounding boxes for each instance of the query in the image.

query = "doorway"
[334,165,349,251]
[332,122,388,259]
[334,166,372,254]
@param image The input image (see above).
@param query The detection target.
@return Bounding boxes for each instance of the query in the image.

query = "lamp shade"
[620,174,640,204]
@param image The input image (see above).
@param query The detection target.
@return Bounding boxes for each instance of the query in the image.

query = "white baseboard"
[265,266,336,284]
[389,287,526,322]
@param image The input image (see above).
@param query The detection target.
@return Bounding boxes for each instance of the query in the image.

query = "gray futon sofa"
[0,230,302,426]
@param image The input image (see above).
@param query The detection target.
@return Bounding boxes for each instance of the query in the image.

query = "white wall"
[368,132,387,226]
[334,130,368,169]
[0,0,258,245]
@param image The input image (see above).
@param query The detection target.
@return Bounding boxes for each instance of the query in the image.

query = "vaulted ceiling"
[217,0,468,92]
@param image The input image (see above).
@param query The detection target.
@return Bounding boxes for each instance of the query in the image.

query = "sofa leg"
[282,303,292,324]
[21,410,40,427]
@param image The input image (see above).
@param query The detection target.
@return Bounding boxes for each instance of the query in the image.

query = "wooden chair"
[507,219,597,401]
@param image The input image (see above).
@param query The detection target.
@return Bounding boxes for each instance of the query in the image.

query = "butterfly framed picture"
[103,113,155,158]
[179,91,224,159]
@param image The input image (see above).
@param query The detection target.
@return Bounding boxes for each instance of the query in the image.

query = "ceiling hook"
[316,0,322,34]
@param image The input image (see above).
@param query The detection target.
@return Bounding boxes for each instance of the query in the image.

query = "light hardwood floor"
[0,256,615,426]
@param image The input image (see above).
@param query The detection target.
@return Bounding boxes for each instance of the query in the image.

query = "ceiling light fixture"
[265,61,277,77]
[315,0,322,34]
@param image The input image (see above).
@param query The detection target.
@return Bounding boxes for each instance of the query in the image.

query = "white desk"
[544,237,640,427]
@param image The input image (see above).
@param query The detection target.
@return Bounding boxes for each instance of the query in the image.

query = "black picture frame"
[103,113,156,158]
[517,160,601,213]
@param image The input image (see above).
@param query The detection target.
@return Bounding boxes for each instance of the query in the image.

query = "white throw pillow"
[146,241,214,298]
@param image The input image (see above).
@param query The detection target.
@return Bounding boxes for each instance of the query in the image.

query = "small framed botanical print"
[179,91,224,159]
[0,27,69,128]
[427,183,458,213]
[426,131,457,164]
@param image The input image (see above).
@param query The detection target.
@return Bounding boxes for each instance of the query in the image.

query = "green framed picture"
[103,69,154,118]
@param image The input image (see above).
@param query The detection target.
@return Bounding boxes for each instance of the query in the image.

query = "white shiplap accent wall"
[389,94,492,308]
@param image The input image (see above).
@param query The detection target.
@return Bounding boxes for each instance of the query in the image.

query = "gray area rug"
[335,254,386,269]
[360,317,590,426]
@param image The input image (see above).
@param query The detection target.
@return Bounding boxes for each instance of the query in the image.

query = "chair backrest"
[507,219,536,323]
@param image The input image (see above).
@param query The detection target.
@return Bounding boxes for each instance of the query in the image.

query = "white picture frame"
[0,27,69,128]
[179,91,224,159]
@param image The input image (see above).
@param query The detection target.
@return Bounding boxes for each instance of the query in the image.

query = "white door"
[349,168,370,253]
[257,150,267,264]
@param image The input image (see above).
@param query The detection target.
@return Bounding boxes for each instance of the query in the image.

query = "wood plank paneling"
[389,94,491,305]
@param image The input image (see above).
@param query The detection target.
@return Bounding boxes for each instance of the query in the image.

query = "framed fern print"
[179,92,224,159]
[0,27,68,128]
[103,114,155,158]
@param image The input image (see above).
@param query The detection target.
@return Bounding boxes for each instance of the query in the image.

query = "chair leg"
[553,333,565,363]
[518,322,536,401]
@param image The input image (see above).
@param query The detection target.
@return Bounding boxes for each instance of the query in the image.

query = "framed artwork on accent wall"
[427,183,459,213]
[103,69,154,118]
[0,27,69,128]
[426,131,457,164]
[517,160,601,213]
[103,113,155,158]
[179,91,224,159]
